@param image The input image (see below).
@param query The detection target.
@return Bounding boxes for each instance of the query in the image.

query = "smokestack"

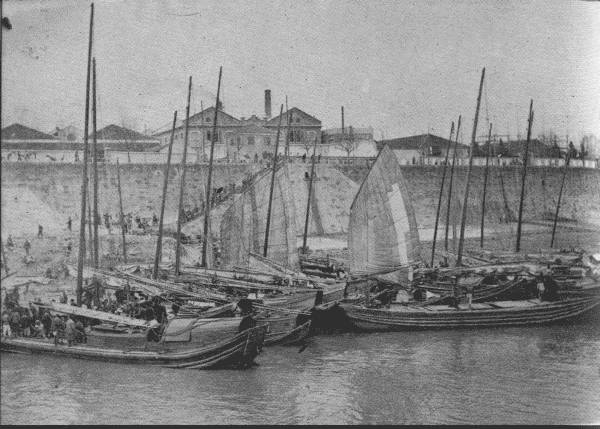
[265,89,272,120]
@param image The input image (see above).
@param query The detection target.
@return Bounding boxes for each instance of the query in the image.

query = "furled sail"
[348,145,421,282]
[220,163,299,270]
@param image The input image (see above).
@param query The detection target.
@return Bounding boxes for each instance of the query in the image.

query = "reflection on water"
[2,316,600,425]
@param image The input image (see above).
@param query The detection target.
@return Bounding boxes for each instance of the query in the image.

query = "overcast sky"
[2,0,599,142]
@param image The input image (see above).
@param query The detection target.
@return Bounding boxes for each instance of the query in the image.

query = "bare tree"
[337,125,358,161]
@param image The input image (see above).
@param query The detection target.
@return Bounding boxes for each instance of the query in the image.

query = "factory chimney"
[264,89,272,120]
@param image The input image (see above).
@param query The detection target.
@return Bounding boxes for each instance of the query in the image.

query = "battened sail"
[220,164,299,270]
[348,145,421,281]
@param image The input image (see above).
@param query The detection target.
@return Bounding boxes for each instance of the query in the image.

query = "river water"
[2,314,599,425]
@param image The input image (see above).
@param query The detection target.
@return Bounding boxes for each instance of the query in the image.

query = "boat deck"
[387,299,544,313]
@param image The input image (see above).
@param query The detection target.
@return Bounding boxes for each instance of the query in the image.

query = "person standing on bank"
[465,283,474,310]
[67,216,72,232]
[23,239,31,257]
[65,315,76,346]
[38,225,43,238]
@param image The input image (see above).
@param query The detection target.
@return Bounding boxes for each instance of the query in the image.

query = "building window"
[247,136,255,145]
[237,136,241,147]
[205,117,211,123]
[264,136,271,146]
[288,129,304,143]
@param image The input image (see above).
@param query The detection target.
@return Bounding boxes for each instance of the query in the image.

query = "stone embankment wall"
[337,165,600,229]
[2,162,599,237]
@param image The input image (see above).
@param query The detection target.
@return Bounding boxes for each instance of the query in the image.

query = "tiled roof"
[265,107,321,127]
[1,123,55,140]
[90,124,155,141]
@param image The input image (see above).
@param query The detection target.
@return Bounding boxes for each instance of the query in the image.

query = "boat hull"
[340,296,600,331]
[0,325,267,369]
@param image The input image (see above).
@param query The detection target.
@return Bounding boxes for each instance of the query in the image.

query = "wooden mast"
[456,67,485,267]
[550,151,570,248]
[116,159,127,263]
[430,121,455,267]
[263,104,284,258]
[443,115,461,265]
[302,136,319,254]
[175,76,193,275]
[152,110,177,279]
[87,191,93,263]
[284,96,290,160]
[479,122,493,248]
[201,67,223,267]
[76,2,94,306]
[200,101,204,162]
[92,57,99,268]
[515,99,534,253]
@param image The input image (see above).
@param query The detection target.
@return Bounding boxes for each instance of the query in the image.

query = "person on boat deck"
[33,320,44,337]
[69,299,77,306]
[74,319,86,343]
[465,283,474,310]
[9,309,21,337]
[541,272,560,301]
[41,310,52,338]
[6,235,14,249]
[60,291,68,304]
[536,275,545,300]
[146,313,161,342]
[65,315,76,346]
[20,310,32,337]
[1,311,11,337]
[451,276,460,309]
[51,314,63,345]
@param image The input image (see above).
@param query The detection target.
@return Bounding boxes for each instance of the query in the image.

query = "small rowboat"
[340,295,600,331]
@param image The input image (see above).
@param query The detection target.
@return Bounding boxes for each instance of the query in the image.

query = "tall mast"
[263,104,284,258]
[456,67,485,267]
[479,122,493,248]
[92,57,99,268]
[116,159,127,263]
[153,110,177,279]
[175,76,193,275]
[200,101,204,161]
[550,152,570,248]
[87,190,93,263]
[76,2,94,306]
[430,121,455,266]
[201,67,223,267]
[284,96,290,160]
[515,99,534,253]
[443,115,461,264]
[302,136,319,254]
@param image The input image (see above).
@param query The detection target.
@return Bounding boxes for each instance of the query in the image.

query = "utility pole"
[201,67,223,267]
[175,76,193,275]
[456,67,485,267]
[430,121,454,267]
[76,3,94,306]
[153,110,177,279]
[263,104,285,258]
[515,99,534,253]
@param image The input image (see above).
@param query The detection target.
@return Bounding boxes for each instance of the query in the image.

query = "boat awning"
[36,302,150,328]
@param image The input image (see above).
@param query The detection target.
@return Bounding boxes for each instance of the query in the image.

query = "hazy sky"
[2,0,599,142]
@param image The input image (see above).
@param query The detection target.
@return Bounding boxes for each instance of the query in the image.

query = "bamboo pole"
[201,67,223,268]
[116,159,127,263]
[92,57,99,268]
[550,149,570,248]
[263,104,285,258]
[302,136,319,253]
[456,67,485,267]
[87,189,93,263]
[153,110,177,279]
[175,76,193,275]
[443,115,462,265]
[430,121,455,267]
[480,122,493,248]
[515,99,534,253]
[76,2,94,306]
